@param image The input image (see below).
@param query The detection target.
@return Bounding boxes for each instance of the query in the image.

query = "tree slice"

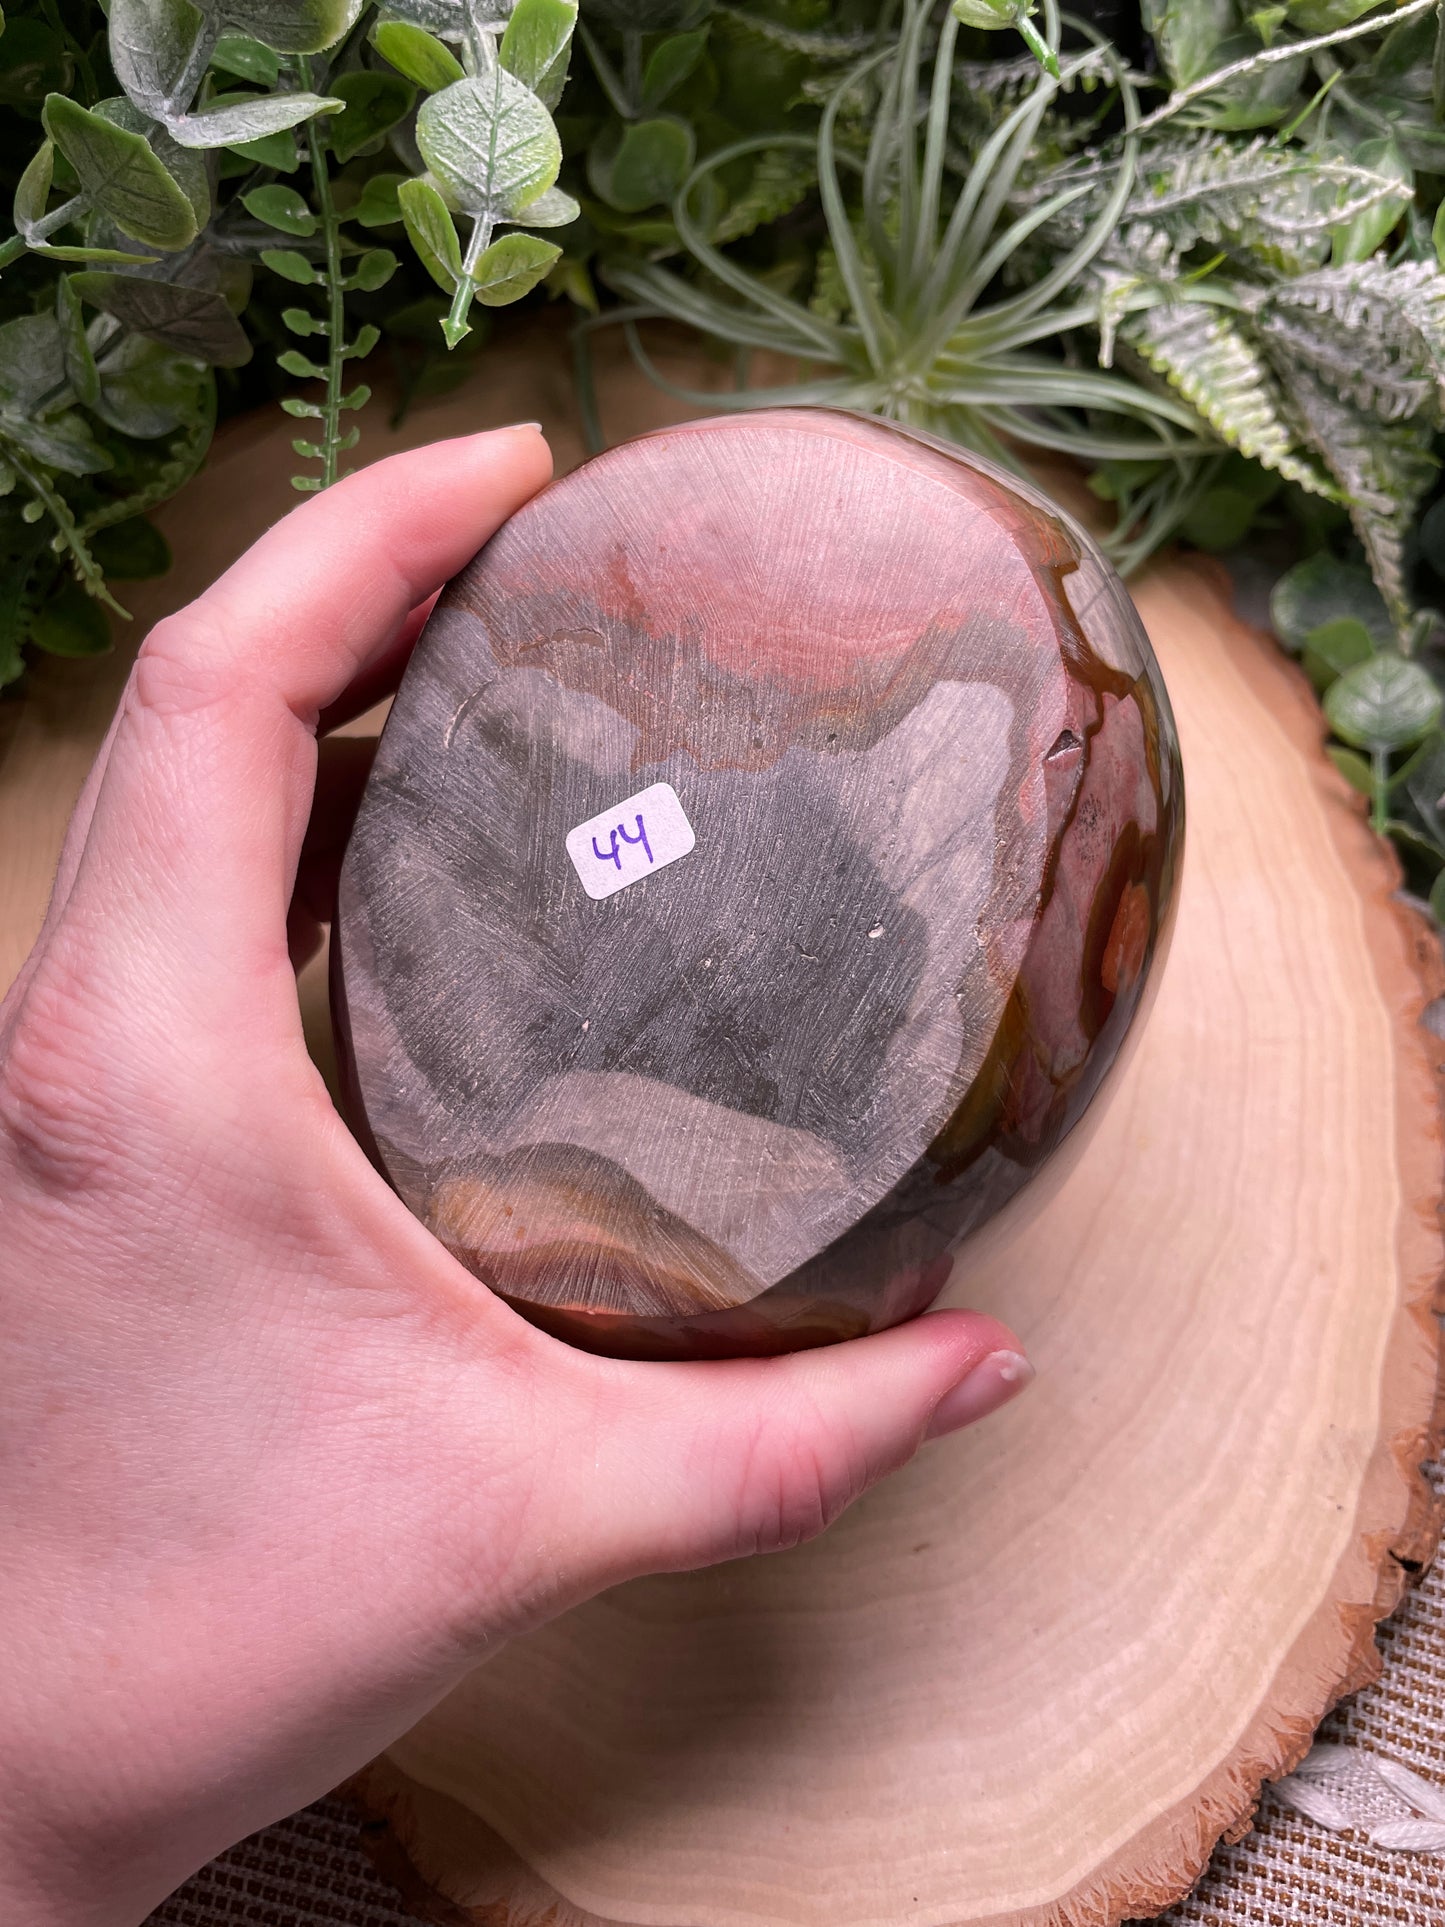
[0,323,1438,1927]
[332,410,1183,1359]
[350,516,1444,1925]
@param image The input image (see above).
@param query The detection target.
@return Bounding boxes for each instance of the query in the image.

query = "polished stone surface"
[333,410,1183,1357]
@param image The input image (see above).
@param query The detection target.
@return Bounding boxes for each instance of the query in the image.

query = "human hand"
[0,429,1032,1927]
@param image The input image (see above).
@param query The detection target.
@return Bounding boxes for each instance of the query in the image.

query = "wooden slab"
[0,321,1440,1927]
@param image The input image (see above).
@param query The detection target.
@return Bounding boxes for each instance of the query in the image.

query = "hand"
[0,429,1032,1927]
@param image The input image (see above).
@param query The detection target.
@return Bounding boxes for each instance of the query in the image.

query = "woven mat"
[147,1466,1444,1927]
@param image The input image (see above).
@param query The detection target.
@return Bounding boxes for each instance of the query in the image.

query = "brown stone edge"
[346,551,1445,1927]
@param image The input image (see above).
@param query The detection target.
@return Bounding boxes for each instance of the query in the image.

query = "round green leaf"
[42,94,197,250]
[1301,615,1375,692]
[1269,554,1393,654]
[350,247,398,292]
[326,71,415,165]
[211,34,282,85]
[353,172,406,228]
[1326,744,1374,797]
[373,21,465,91]
[469,231,561,307]
[587,115,694,214]
[30,583,112,658]
[417,70,561,220]
[499,0,577,104]
[71,271,253,368]
[89,517,172,580]
[261,247,320,285]
[641,30,708,110]
[243,184,317,235]
[207,0,368,56]
[397,175,461,290]
[1324,654,1442,753]
[92,333,211,436]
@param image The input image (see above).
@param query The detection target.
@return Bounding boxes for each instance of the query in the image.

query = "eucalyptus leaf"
[204,0,367,55]
[326,72,415,165]
[641,30,708,110]
[165,89,342,150]
[94,96,211,231]
[416,70,562,220]
[1324,654,1443,752]
[0,313,66,416]
[43,95,198,250]
[12,139,54,239]
[107,0,205,121]
[93,332,209,435]
[373,21,465,90]
[0,16,72,110]
[70,270,253,366]
[1,407,111,475]
[1269,555,1394,653]
[500,0,577,107]
[210,32,280,84]
[397,173,462,289]
[1301,614,1375,690]
[500,182,579,227]
[587,115,693,213]
[55,275,99,410]
[469,230,560,305]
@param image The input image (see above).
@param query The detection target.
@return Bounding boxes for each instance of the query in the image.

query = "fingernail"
[502,421,543,433]
[925,1350,1035,1441]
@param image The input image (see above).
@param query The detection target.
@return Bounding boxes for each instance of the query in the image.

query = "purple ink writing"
[618,814,653,864]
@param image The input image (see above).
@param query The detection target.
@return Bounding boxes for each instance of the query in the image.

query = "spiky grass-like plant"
[580,0,1213,513]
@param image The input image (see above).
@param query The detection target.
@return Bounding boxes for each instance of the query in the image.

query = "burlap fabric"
[144,1468,1443,1927]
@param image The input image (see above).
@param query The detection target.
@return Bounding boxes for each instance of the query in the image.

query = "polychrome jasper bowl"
[332,409,1184,1359]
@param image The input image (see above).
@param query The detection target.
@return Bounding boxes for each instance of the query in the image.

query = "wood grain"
[0,319,1438,1927]
[333,409,1183,1357]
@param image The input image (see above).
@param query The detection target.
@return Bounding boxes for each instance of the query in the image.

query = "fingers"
[50,429,550,1014]
[533,1309,1033,1604]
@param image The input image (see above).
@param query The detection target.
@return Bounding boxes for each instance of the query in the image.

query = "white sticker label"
[565,781,696,900]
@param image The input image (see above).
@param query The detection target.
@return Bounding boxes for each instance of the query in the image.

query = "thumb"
[547,1310,1033,1592]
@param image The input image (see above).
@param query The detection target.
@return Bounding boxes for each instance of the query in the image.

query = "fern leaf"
[1123,134,1405,275]
[714,7,871,61]
[712,148,817,247]
[1276,362,1437,628]
[1257,260,1445,423]
[1121,298,1335,494]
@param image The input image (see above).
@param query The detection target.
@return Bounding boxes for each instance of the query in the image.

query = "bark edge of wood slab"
[332,409,1184,1359]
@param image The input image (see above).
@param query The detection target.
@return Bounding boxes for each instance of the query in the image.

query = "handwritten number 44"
[593,814,653,871]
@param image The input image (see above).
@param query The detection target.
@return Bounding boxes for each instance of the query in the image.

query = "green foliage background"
[4,0,1445,920]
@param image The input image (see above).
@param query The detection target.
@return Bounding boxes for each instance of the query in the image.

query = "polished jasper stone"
[333,410,1184,1359]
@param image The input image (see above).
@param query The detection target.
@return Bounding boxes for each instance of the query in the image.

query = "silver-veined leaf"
[165,89,342,149]
[416,69,561,220]
[42,95,198,250]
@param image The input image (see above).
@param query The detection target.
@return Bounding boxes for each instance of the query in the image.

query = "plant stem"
[1129,0,1435,139]
[1372,746,1390,834]
[307,112,346,488]
[623,30,643,113]
[445,211,493,347]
